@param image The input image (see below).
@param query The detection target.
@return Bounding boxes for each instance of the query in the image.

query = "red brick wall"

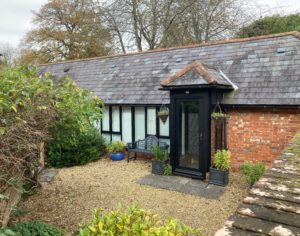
[225,108,300,169]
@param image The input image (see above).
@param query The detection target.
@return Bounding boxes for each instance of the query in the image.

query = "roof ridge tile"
[40,31,300,67]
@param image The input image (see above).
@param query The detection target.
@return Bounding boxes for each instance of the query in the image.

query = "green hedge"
[46,128,105,167]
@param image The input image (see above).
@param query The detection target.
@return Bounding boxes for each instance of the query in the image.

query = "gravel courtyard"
[20,157,249,235]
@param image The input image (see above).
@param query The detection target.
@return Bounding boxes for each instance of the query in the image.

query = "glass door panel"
[178,101,200,169]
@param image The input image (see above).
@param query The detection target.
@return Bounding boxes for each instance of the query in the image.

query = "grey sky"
[0,0,300,48]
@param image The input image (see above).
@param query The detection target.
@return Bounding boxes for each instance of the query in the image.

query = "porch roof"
[39,31,300,106]
[160,61,232,88]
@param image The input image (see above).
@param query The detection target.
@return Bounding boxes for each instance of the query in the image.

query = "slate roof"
[160,61,232,87]
[215,132,300,236]
[39,32,300,106]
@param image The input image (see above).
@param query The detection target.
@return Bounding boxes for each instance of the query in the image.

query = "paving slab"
[138,174,225,199]
[38,169,59,183]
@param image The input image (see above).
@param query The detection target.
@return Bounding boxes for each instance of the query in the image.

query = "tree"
[19,0,112,64]
[102,0,251,52]
[0,42,17,65]
[236,13,300,38]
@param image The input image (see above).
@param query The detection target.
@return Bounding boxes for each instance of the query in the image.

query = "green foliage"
[0,228,16,236]
[107,141,127,153]
[46,128,105,167]
[0,65,105,225]
[45,76,104,167]
[157,108,169,116]
[151,145,167,161]
[78,204,203,236]
[53,77,103,133]
[0,65,53,116]
[211,112,227,119]
[164,164,172,176]
[214,150,231,170]
[0,65,58,227]
[240,162,266,186]
[6,221,63,236]
[237,13,300,38]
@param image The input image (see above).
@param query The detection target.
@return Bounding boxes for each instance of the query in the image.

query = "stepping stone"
[38,169,59,182]
[138,174,225,199]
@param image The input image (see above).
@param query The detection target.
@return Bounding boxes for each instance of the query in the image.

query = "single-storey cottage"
[39,31,300,179]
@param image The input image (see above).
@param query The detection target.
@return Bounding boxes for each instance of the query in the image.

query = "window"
[122,107,132,143]
[102,108,110,131]
[101,105,170,144]
[135,107,145,141]
[159,116,169,136]
[112,106,120,132]
[147,108,156,135]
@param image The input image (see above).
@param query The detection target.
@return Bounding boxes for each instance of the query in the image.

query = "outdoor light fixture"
[185,90,190,94]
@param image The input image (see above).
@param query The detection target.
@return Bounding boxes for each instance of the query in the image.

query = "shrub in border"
[240,162,266,186]
[46,127,105,167]
[6,220,63,236]
[78,204,203,236]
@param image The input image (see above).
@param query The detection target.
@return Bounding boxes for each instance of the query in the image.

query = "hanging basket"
[211,102,227,123]
[159,114,169,123]
[211,113,227,129]
[158,105,169,124]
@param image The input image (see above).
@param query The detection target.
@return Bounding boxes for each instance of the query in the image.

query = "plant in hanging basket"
[211,112,227,124]
[211,112,227,119]
[158,108,169,123]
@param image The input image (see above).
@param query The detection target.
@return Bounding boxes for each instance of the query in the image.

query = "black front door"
[171,93,210,179]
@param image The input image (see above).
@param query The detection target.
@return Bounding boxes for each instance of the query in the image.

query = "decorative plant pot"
[209,167,229,186]
[110,152,125,161]
[152,159,168,175]
[159,114,169,124]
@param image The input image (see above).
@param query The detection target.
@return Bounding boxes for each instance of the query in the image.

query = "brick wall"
[225,108,300,169]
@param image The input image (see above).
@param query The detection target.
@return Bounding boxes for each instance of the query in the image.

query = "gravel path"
[20,157,248,235]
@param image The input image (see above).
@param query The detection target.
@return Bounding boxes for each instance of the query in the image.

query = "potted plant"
[158,106,169,124]
[151,145,168,175]
[209,149,231,186]
[107,141,127,161]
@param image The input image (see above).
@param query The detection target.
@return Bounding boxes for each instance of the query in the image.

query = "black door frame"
[170,90,211,179]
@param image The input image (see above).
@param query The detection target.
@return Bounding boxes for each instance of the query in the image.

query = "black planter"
[152,160,167,175]
[209,167,229,186]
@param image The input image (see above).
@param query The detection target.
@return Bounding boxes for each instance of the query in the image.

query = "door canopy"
[160,61,235,90]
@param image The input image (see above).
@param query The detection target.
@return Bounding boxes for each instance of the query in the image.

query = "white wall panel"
[159,116,169,136]
[122,107,132,143]
[112,106,120,132]
[102,108,110,131]
[135,107,145,141]
[112,134,121,142]
[102,133,111,142]
[147,108,156,135]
